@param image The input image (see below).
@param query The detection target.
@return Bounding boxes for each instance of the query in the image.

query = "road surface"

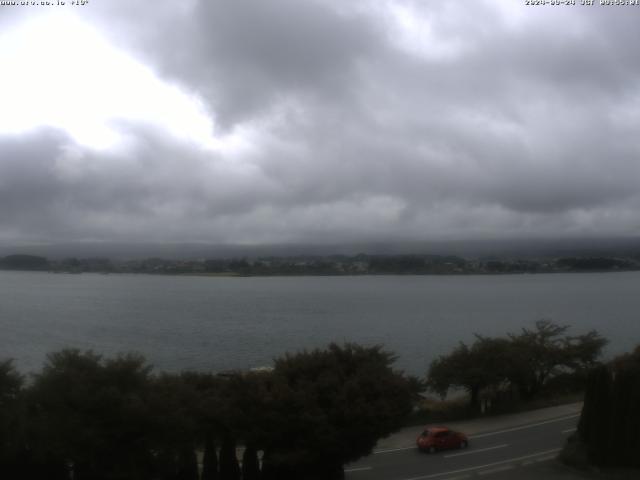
[345,409,580,480]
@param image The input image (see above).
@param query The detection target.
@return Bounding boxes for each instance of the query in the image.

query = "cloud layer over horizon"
[2,0,640,246]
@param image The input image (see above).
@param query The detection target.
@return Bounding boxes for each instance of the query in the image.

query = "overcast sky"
[1,0,640,248]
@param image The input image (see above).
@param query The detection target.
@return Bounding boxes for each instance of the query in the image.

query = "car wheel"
[459,440,468,449]
[429,446,436,454]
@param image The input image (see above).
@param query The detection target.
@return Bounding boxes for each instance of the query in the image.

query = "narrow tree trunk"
[581,366,613,466]
[201,435,219,480]
[219,436,240,480]
[241,445,260,480]
[259,451,275,480]
[176,445,199,480]
[155,448,178,480]
[469,385,480,412]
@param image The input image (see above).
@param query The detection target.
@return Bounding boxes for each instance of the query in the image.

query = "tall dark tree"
[176,444,199,480]
[0,359,22,401]
[428,337,511,410]
[259,343,414,479]
[574,347,640,468]
[0,360,25,478]
[609,366,638,466]
[155,448,178,480]
[605,346,640,467]
[27,350,155,480]
[429,320,607,407]
[148,371,212,478]
[219,435,240,480]
[201,434,219,480]
[506,320,606,399]
[578,365,613,466]
[241,445,261,480]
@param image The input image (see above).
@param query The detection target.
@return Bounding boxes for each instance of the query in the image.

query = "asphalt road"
[345,413,579,480]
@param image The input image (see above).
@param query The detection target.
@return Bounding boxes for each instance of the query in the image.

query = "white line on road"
[535,455,557,463]
[478,464,514,475]
[469,414,580,439]
[398,448,561,480]
[562,427,577,434]
[374,446,415,454]
[444,444,508,458]
[344,466,372,473]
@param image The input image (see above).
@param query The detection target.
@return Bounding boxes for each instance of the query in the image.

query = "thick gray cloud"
[2,0,640,247]
[86,0,382,126]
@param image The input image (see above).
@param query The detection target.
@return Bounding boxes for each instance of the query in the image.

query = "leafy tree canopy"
[259,343,414,479]
[28,350,156,480]
[428,320,607,407]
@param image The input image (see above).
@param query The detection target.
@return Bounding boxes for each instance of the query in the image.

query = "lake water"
[1,271,639,375]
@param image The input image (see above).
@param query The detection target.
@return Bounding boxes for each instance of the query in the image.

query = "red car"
[416,426,469,453]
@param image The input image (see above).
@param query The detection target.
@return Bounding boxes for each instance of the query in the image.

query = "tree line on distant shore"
[2,253,640,276]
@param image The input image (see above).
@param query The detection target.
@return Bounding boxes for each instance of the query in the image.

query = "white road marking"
[374,446,415,454]
[469,414,580,439]
[344,466,372,473]
[478,465,514,475]
[398,448,561,480]
[441,475,471,480]
[444,444,508,458]
[535,455,557,463]
[562,427,577,434]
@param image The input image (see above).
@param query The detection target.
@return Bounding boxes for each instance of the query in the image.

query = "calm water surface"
[1,271,639,375]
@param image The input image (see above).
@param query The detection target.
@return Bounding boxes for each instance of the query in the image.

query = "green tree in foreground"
[0,359,22,400]
[2,343,417,479]
[506,320,606,399]
[259,343,415,480]
[428,320,607,409]
[219,435,240,480]
[27,350,156,480]
[176,444,198,480]
[241,445,260,480]
[572,345,640,468]
[0,360,24,477]
[428,337,510,411]
[201,434,219,480]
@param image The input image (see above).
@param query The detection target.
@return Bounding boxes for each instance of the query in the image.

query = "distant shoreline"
[3,252,640,277]
[2,268,640,278]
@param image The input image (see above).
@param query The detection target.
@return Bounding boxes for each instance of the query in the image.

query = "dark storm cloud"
[3,0,640,245]
[0,127,279,243]
[87,0,382,126]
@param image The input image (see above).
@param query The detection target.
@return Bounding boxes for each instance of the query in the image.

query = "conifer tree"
[156,448,179,480]
[579,365,612,466]
[176,445,199,480]
[241,445,261,480]
[201,435,219,480]
[219,435,240,480]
